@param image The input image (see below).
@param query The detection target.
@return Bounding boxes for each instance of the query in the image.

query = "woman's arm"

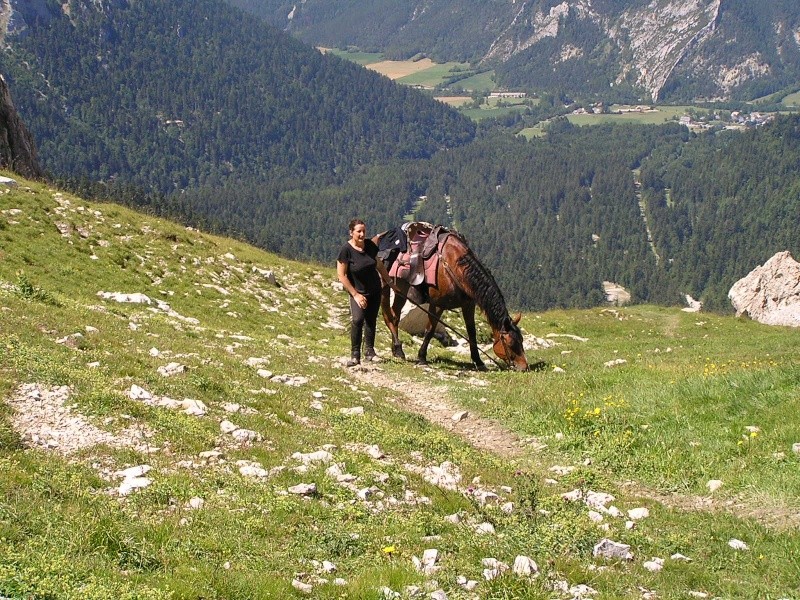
[337,260,367,308]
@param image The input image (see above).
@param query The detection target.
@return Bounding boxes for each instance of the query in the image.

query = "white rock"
[292,450,334,465]
[365,444,385,459]
[181,399,207,416]
[158,362,187,377]
[239,464,269,478]
[118,477,152,496]
[707,479,723,493]
[340,406,364,416]
[128,385,152,401]
[593,538,633,561]
[231,428,262,442]
[321,560,336,573]
[220,420,238,434]
[604,358,627,368]
[627,507,650,520]
[187,497,205,509]
[451,410,469,422]
[587,510,604,523]
[728,538,749,551]
[792,442,800,455]
[474,522,496,535]
[512,555,539,576]
[116,465,152,479]
[291,579,313,594]
[444,513,461,524]
[430,590,448,600]
[422,548,439,566]
[643,557,664,572]
[256,369,274,379]
[670,553,692,562]
[288,483,317,496]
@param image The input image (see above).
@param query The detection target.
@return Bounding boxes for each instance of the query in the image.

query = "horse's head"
[492,313,528,371]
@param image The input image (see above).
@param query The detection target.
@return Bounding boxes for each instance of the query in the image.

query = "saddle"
[385,222,449,287]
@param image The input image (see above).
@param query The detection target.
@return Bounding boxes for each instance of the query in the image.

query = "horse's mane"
[451,235,509,329]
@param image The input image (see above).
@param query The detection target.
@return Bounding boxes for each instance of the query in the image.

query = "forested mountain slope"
[0,0,475,193]
[231,0,800,103]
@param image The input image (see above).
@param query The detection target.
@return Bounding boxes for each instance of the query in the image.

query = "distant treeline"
[3,0,799,313]
[1,0,475,194]
[79,117,800,314]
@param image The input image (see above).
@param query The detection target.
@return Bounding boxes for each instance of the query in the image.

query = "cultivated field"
[1,176,799,599]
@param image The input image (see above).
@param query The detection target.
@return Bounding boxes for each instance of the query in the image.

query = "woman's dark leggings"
[349,294,380,357]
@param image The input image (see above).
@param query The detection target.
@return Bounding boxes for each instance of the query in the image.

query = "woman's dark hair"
[348,218,365,232]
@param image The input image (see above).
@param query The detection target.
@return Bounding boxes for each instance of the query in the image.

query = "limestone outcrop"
[728,251,800,327]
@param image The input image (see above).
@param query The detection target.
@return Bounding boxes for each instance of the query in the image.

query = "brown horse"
[375,226,528,371]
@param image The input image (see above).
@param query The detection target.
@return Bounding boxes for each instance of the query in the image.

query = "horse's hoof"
[475,363,487,372]
[392,346,406,360]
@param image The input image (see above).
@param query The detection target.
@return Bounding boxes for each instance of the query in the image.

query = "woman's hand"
[353,292,367,309]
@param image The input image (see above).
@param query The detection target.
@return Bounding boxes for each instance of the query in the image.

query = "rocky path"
[352,364,800,532]
[349,366,525,459]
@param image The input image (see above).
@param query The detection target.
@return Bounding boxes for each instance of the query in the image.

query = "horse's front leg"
[417,305,444,366]
[380,283,406,359]
[462,302,486,371]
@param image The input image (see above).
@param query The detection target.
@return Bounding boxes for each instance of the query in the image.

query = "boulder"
[728,251,800,327]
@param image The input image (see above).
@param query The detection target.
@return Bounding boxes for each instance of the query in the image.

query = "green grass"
[781,91,800,108]
[395,62,471,88]
[452,70,497,93]
[1,176,799,599]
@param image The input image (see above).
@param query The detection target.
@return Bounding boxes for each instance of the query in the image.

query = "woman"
[337,218,393,366]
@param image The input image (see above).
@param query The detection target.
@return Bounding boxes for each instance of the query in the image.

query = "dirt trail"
[352,364,800,532]
[350,366,525,459]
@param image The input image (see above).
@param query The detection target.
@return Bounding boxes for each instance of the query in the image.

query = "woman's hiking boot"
[346,353,360,367]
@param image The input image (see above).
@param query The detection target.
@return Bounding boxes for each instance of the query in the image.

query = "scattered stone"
[157,362,187,377]
[430,590,448,600]
[728,538,749,551]
[512,555,539,577]
[291,579,313,594]
[593,538,633,561]
[257,369,274,379]
[706,479,723,493]
[792,443,800,455]
[481,557,509,580]
[603,358,627,368]
[474,522,495,535]
[451,410,469,422]
[288,483,317,496]
[187,497,205,510]
[670,553,692,562]
[643,557,664,572]
[587,510,604,523]
[627,507,650,520]
[292,450,334,465]
[340,406,365,416]
[444,513,461,524]
[365,444,385,459]
[220,420,238,434]
[549,465,575,476]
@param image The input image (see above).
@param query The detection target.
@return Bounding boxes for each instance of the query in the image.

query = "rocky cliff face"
[0,74,43,179]
[257,0,800,102]
[729,251,800,328]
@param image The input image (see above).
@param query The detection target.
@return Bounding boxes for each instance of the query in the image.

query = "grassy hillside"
[1,176,799,599]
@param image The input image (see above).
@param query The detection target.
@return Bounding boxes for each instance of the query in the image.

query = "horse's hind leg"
[462,302,486,371]
[417,305,444,366]
[381,283,406,359]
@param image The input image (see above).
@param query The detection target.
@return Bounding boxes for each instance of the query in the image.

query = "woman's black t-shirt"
[338,239,381,296]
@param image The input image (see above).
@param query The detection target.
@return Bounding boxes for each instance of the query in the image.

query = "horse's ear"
[512,313,522,325]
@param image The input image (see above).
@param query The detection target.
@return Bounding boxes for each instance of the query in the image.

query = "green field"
[395,62,471,88]
[460,96,533,121]
[520,105,702,138]
[447,70,497,93]
[2,175,799,599]
[781,91,800,108]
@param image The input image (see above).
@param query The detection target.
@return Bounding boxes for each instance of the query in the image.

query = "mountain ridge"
[231,0,800,102]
